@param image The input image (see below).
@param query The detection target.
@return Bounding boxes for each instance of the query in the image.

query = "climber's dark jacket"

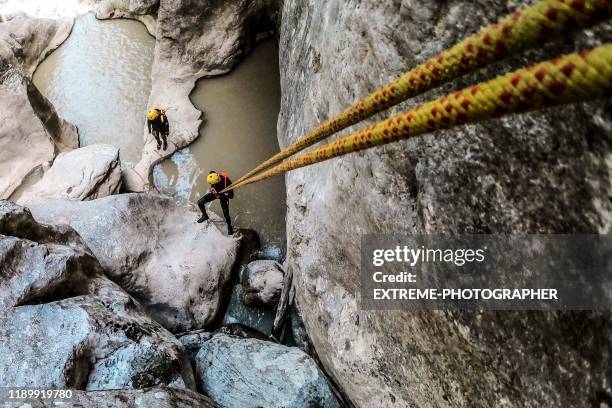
[209,174,234,200]
[147,114,170,136]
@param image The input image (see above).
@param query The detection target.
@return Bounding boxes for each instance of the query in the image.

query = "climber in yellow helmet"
[197,171,235,235]
[146,108,170,150]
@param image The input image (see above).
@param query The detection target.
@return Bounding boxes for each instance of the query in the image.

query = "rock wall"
[278,1,611,407]
[0,13,78,199]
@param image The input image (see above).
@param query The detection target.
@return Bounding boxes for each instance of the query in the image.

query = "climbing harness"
[219,172,231,190]
[224,44,611,191]
[229,0,611,190]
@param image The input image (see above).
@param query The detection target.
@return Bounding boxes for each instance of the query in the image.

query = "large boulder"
[15,144,122,205]
[194,333,339,408]
[279,0,611,407]
[0,200,103,311]
[0,199,85,248]
[241,259,284,307]
[0,288,196,390]
[0,68,78,199]
[21,387,220,408]
[29,193,240,332]
[0,200,196,391]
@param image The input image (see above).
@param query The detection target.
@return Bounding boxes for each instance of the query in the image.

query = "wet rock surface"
[194,333,340,408]
[16,144,121,204]
[279,0,612,407]
[7,387,220,408]
[0,201,195,391]
[241,259,284,307]
[29,193,240,333]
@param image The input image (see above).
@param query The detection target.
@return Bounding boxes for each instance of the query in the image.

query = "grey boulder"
[0,200,101,311]
[0,200,195,391]
[29,193,240,332]
[0,288,196,391]
[16,144,122,205]
[0,68,78,199]
[195,334,339,408]
[241,259,285,307]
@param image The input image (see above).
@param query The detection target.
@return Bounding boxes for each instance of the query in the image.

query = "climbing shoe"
[156,142,161,150]
[197,215,209,223]
[227,226,234,235]
[163,141,168,150]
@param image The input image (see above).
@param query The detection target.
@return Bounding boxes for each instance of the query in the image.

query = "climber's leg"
[153,130,162,150]
[162,131,168,151]
[197,192,215,223]
[220,198,233,235]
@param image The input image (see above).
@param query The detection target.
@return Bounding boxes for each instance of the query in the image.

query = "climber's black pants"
[152,130,167,146]
[197,192,232,229]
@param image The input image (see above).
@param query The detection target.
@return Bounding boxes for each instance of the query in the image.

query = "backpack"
[219,172,233,199]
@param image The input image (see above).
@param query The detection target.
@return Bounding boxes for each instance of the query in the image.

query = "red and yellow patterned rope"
[232,0,611,187]
[224,44,611,192]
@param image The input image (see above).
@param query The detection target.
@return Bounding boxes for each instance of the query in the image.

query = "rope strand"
[231,0,611,187]
[224,44,611,192]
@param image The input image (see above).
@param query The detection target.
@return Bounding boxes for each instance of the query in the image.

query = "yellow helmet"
[147,108,160,121]
[207,172,221,185]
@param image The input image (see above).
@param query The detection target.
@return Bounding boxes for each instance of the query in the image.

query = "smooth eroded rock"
[0,13,78,199]
[241,259,284,307]
[0,68,78,199]
[195,333,339,408]
[0,12,73,75]
[94,0,159,35]
[29,193,240,332]
[279,0,612,406]
[16,144,121,205]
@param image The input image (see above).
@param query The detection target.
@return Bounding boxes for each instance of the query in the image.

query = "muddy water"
[154,39,286,248]
[32,13,155,165]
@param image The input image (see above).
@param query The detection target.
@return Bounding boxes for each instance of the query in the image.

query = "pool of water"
[154,39,286,248]
[32,13,155,165]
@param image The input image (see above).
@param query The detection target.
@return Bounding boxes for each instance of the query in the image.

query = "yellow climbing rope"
[232,0,611,187]
[224,44,611,191]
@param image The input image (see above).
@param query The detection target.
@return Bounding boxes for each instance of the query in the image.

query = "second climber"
[197,170,234,235]
[146,108,170,150]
